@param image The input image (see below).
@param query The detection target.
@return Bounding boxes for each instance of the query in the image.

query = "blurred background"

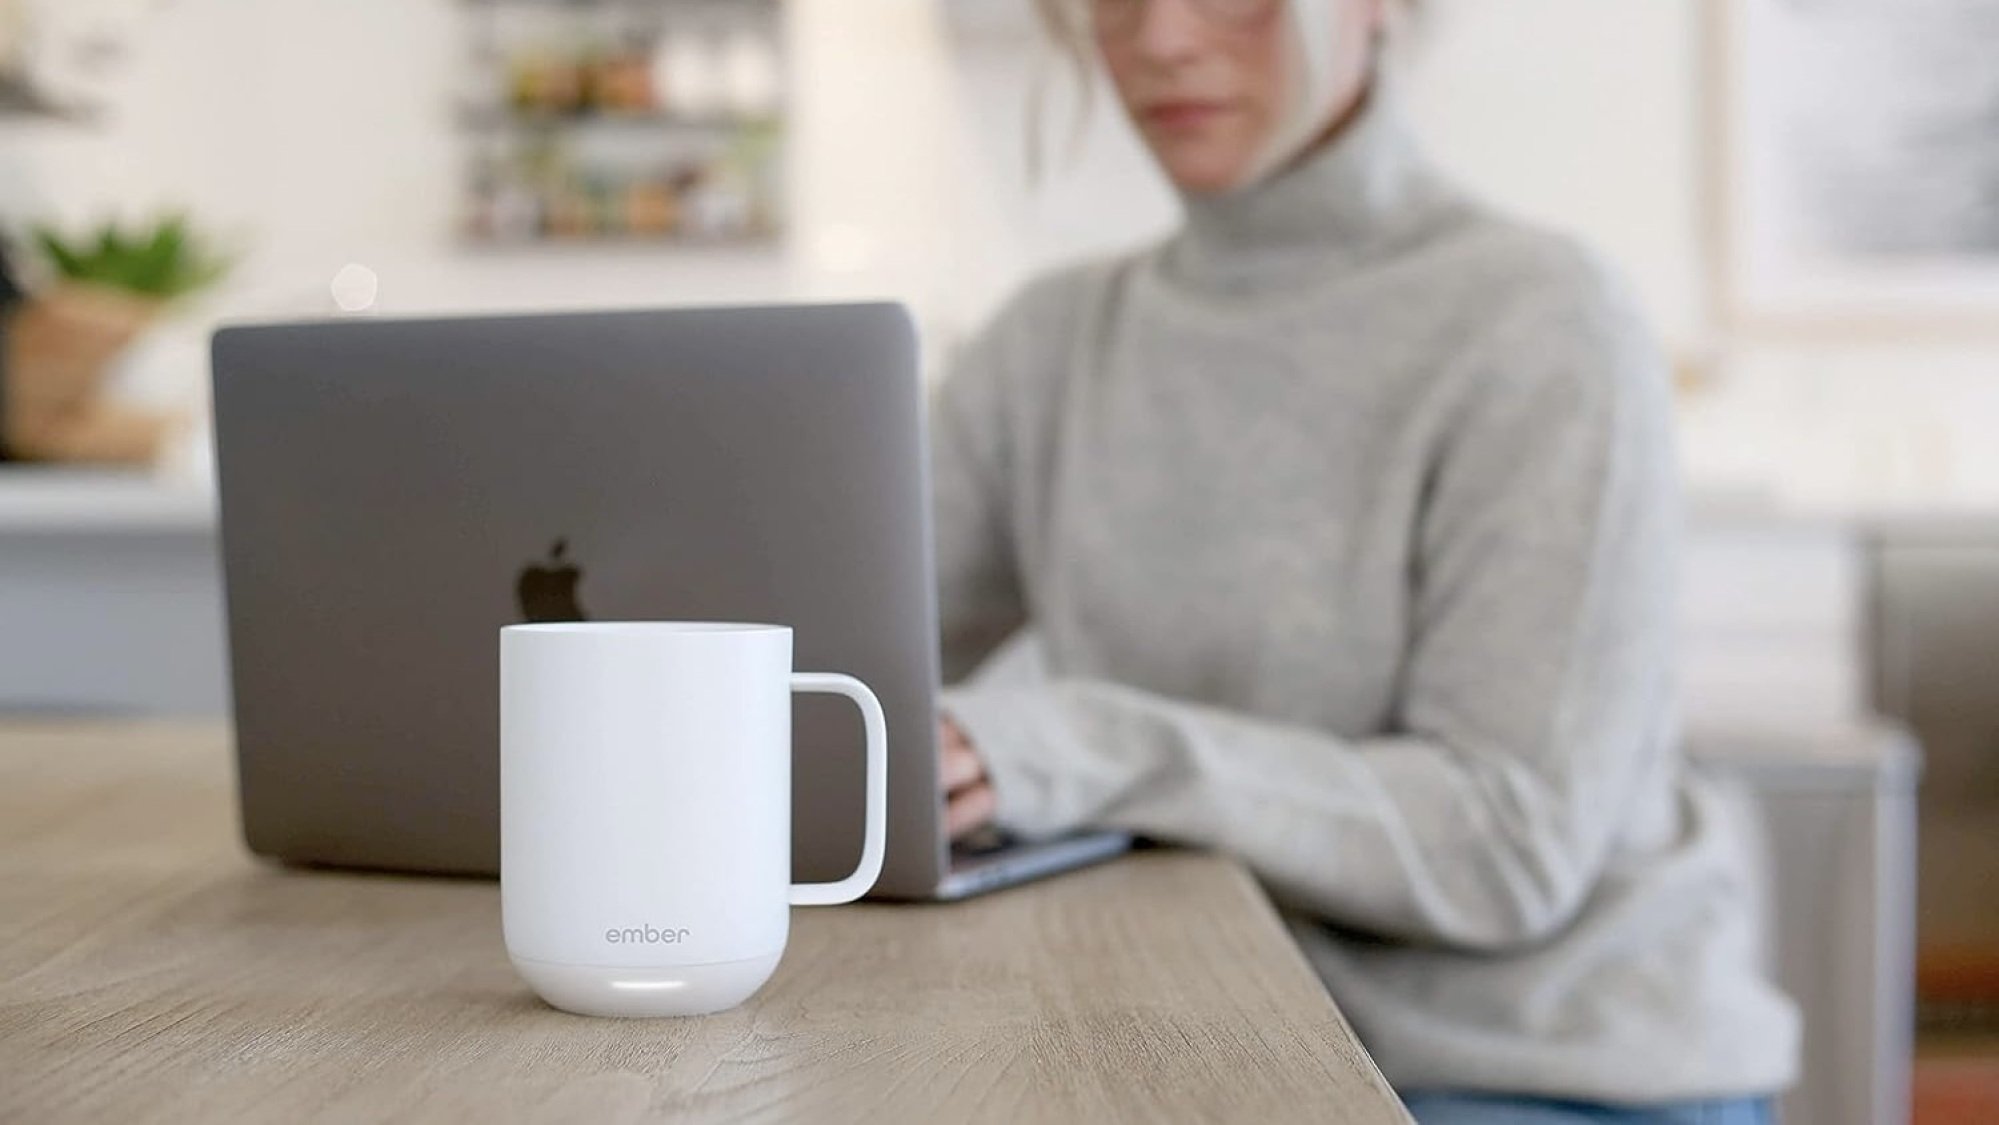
[1,1,1995,1121]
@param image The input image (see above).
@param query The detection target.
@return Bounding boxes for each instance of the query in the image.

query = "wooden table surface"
[0,722,1409,1124]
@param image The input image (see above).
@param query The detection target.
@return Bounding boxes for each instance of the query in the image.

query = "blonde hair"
[1024,0,1093,182]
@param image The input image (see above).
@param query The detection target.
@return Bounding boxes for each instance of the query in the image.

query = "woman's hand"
[939,715,998,841]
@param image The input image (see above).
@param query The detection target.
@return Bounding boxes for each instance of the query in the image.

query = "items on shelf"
[457,0,785,247]
[463,126,780,245]
[482,29,780,122]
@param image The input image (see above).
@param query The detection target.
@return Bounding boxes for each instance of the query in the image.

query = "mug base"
[510,951,783,1018]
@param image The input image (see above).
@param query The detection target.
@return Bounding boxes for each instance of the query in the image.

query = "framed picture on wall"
[1711,0,1999,336]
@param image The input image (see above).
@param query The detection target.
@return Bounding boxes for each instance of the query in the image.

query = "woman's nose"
[1132,0,1214,64]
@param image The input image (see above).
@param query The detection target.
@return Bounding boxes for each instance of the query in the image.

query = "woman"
[929,1,1798,1122]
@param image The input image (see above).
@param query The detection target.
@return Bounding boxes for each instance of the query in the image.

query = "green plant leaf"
[25,213,231,299]
[129,218,185,295]
[97,221,125,262]
[171,251,232,299]
[32,225,86,279]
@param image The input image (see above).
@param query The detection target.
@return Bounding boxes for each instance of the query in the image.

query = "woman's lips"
[1141,101,1231,130]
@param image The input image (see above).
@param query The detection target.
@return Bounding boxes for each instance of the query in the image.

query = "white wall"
[6,1,467,309]
[1402,0,1705,347]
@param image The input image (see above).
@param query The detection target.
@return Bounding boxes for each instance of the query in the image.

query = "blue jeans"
[1401,1093,1774,1125]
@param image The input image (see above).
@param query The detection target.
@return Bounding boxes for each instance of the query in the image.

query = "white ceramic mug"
[500,622,887,1017]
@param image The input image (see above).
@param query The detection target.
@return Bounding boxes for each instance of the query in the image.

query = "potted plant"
[8,215,228,464]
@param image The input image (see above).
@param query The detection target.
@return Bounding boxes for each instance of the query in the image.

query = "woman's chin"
[1132,113,1263,196]
[1158,155,1254,197]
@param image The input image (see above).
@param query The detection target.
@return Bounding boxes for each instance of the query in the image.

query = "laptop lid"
[211,302,945,897]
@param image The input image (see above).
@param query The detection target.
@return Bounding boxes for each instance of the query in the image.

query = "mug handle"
[787,672,889,906]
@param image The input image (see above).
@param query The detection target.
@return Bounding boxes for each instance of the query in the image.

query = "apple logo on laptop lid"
[517,538,589,623]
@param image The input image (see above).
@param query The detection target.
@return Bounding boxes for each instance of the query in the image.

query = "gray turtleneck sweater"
[931,93,1798,1103]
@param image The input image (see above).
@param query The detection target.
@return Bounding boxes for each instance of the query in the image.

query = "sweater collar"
[1159,83,1447,297]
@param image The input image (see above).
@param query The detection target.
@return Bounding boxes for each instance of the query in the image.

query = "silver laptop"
[210,302,1128,900]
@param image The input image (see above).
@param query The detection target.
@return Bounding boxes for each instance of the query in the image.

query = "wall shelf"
[457,107,776,132]
[458,232,780,251]
[0,469,214,535]
[0,74,96,123]
[457,0,730,8]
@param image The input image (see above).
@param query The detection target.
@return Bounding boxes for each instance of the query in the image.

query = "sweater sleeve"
[941,277,1682,952]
